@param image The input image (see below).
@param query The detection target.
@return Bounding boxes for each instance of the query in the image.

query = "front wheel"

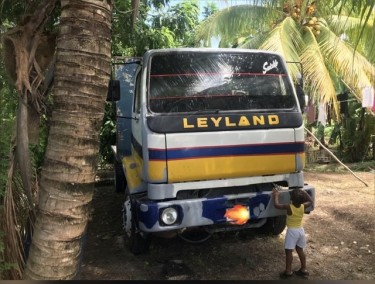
[122,189,150,254]
[258,215,286,236]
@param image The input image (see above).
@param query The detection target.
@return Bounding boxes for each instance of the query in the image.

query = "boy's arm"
[272,188,290,210]
[302,190,313,208]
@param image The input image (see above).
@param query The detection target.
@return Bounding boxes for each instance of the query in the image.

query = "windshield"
[148,52,296,113]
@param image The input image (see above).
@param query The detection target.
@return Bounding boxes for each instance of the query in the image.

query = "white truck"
[107,48,315,254]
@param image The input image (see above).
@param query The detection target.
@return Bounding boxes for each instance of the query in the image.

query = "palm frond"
[300,26,339,118]
[318,25,375,103]
[328,15,375,62]
[258,17,304,79]
[239,32,270,50]
[1,152,32,279]
[327,0,375,52]
[196,5,282,47]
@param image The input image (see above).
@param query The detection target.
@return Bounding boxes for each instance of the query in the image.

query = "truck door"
[113,58,141,159]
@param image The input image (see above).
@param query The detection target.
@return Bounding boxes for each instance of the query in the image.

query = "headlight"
[160,207,178,225]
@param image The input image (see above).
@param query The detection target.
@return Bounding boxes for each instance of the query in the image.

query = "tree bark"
[24,0,113,279]
[16,94,33,205]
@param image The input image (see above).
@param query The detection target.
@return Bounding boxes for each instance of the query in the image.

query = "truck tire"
[122,189,150,254]
[258,215,286,236]
[114,159,126,193]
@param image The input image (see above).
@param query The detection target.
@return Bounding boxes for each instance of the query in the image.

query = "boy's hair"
[290,188,305,206]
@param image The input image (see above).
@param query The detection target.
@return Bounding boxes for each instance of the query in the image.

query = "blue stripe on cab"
[149,142,304,161]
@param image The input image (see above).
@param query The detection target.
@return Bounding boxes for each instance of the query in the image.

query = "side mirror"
[296,84,306,113]
[107,80,120,101]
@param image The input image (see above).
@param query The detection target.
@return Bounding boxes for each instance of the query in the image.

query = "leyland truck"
[107,48,315,254]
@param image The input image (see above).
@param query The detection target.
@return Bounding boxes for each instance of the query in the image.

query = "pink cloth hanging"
[362,87,374,108]
[317,102,326,125]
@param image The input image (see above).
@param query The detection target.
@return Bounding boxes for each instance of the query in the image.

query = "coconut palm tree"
[196,0,375,118]
[23,0,113,279]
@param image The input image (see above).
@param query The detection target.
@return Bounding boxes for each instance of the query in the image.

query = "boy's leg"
[295,246,306,271]
[295,228,308,274]
[283,228,297,276]
[285,249,293,274]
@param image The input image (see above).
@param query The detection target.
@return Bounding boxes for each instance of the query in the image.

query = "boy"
[272,187,313,279]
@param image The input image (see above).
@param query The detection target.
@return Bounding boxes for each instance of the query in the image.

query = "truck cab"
[108,48,315,254]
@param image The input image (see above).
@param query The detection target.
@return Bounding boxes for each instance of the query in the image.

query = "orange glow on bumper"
[224,205,250,225]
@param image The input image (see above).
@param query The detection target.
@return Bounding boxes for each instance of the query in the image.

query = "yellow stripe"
[123,152,142,191]
[148,160,167,181]
[167,154,298,183]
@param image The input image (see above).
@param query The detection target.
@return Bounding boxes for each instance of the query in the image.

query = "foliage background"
[0,0,374,279]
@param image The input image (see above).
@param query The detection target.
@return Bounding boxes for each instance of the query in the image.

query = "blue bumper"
[136,185,315,233]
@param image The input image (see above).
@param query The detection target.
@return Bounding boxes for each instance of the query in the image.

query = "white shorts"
[284,227,306,250]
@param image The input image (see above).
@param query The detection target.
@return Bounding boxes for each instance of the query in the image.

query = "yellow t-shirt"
[286,204,304,228]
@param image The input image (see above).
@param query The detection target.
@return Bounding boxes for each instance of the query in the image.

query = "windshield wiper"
[194,109,220,114]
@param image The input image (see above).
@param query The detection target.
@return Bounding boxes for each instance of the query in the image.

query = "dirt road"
[79,171,374,280]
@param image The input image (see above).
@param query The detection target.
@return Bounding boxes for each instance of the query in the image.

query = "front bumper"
[136,184,315,233]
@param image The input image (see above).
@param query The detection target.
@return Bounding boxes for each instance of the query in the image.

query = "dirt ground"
[79,169,374,280]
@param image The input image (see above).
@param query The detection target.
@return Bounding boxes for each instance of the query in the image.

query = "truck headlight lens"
[160,207,178,225]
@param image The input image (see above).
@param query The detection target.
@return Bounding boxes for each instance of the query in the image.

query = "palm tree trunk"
[24,0,112,279]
